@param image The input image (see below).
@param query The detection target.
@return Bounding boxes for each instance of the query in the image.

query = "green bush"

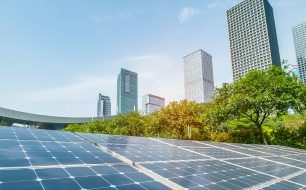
[0,122,7,126]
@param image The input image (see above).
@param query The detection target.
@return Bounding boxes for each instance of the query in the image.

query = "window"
[124,74,130,93]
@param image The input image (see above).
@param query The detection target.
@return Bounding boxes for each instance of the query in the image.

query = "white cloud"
[178,7,199,24]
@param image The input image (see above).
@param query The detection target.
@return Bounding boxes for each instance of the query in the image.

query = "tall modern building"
[183,49,214,103]
[142,94,165,115]
[97,94,111,117]
[227,0,281,81]
[117,68,138,114]
[292,22,306,84]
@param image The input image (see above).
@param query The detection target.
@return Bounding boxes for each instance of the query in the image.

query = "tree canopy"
[208,61,306,144]
[63,60,306,146]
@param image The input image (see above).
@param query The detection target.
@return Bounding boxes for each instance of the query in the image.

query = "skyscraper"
[142,94,165,115]
[183,49,214,103]
[117,68,138,114]
[292,22,306,84]
[97,94,111,117]
[227,0,281,81]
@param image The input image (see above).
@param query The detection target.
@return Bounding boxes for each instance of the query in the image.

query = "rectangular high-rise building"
[97,94,111,117]
[292,22,306,84]
[117,68,138,114]
[227,0,281,81]
[183,49,214,103]
[142,94,165,115]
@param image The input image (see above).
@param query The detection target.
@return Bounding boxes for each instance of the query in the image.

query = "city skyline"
[0,0,305,117]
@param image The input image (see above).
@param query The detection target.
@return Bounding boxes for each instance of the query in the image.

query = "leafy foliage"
[63,61,306,149]
[0,122,7,126]
[208,61,306,144]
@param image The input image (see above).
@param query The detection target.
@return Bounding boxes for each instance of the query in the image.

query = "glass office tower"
[117,68,138,114]
[183,49,214,103]
[292,22,306,84]
[142,94,165,115]
[227,0,281,81]
[97,94,111,117]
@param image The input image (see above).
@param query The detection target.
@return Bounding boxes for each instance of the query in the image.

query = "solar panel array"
[1,125,306,190]
[0,126,172,190]
[78,132,306,190]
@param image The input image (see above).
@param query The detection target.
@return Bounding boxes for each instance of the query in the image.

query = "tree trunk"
[258,125,268,145]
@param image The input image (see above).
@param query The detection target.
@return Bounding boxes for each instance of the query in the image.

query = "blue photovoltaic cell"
[0,139,122,167]
[77,132,166,145]
[186,147,250,159]
[0,126,86,143]
[288,172,306,186]
[141,160,275,190]
[0,180,44,190]
[155,138,212,147]
[0,165,171,190]
[227,158,302,178]
[90,144,209,162]
[261,180,305,190]
[0,169,37,182]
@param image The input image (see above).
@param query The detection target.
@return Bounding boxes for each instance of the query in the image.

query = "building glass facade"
[142,94,165,115]
[97,94,111,117]
[292,22,306,84]
[227,0,281,81]
[183,49,214,103]
[117,68,138,114]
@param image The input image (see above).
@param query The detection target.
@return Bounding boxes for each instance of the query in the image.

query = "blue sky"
[0,0,305,117]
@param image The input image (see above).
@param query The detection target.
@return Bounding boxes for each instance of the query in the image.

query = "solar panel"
[98,144,210,162]
[140,160,276,189]
[78,132,166,145]
[261,180,305,190]
[0,127,173,190]
[0,165,172,190]
[2,126,306,190]
[0,126,86,143]
[77,132,306,189]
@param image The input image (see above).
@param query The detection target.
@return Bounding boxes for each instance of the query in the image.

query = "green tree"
[210,61,306,145]
[160,99,202,139]
[229,117,255,130]
[0,122,7,126]
[145,110,169,137]
[124,111,145,136]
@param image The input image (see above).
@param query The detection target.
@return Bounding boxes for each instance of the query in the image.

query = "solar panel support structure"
[187,125,191,139]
